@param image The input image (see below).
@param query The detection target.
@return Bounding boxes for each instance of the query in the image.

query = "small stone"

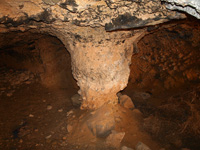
[132,109,143,119]
[47,105,52,110]
[25,81,31,84]
[118,94,135,110]
[67,124,73,133]
[121,146,134,150]
[52,141,57,145]
[86,105,115,138]
[29,114,34,117]
[71,94,82,107]
[67,110,73,117]
[58,109,63,112]
[45,135,52,139]
[6,92,13,97]
[34,129,39,132]
[91,138,96,143]
[19,139,23,143]
[135,142,151,150]
[106,130,125,148]
[62,136,67,140]
[140,92,151,100]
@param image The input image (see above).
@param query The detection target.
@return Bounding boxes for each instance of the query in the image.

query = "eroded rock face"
[61,27,145,109]
[0,0,196,109]
[127,20,200,93]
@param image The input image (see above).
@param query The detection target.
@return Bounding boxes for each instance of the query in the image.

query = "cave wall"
[0,31,77,89]
[128,20,200,94]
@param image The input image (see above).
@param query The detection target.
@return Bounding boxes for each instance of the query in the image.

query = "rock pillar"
[60,27,145,110]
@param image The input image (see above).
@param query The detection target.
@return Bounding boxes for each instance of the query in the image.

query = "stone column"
[56,27,145,110]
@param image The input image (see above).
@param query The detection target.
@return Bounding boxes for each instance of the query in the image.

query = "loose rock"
[67,110,73,117]
[106,130,125,148]
[118,93,135,110]
[86,104,115,138]
[71,94,82,107]
[29,114,34,118]
[58,108,63,112]
[67,124,73,133]
[45,135,52,139]
[47,105,52,110]
[135,142,151,150]
[121,146,134,150]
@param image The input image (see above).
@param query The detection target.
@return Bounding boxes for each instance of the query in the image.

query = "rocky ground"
[0,66,159,150]
[0,66,36,97]
[0,66,77,150]
[0,66,199,150]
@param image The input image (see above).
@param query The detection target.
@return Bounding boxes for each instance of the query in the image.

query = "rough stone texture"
[86,104,115,137]
[0,0,193,109]
[135,142,151,150]
[121,146,134,150]
[0,31,77,89]
[71,93,82,106]
[127,21,200,93]
[106,130,125,148]
[68,29,144,109]
[0,0,185,29]
[48,24,146,109]
[162,0,200,19]
[118,93,135,110]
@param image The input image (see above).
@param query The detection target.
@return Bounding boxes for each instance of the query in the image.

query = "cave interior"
[0,0,200,150]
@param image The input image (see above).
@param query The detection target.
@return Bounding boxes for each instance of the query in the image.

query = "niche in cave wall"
[126,19,200,95]
[0,31,77,89]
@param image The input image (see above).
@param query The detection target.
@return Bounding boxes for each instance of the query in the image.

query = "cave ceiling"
[0,0,190,31]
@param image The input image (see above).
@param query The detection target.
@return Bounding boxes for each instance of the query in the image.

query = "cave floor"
[0,66,78,150]
[0,66,200,150]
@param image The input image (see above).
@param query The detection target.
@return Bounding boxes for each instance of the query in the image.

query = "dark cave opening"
[0,31,77,90]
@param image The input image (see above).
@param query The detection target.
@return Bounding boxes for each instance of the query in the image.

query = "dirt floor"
[0,66,78,150]
[0,66,200,150]
[0,66,160,150]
